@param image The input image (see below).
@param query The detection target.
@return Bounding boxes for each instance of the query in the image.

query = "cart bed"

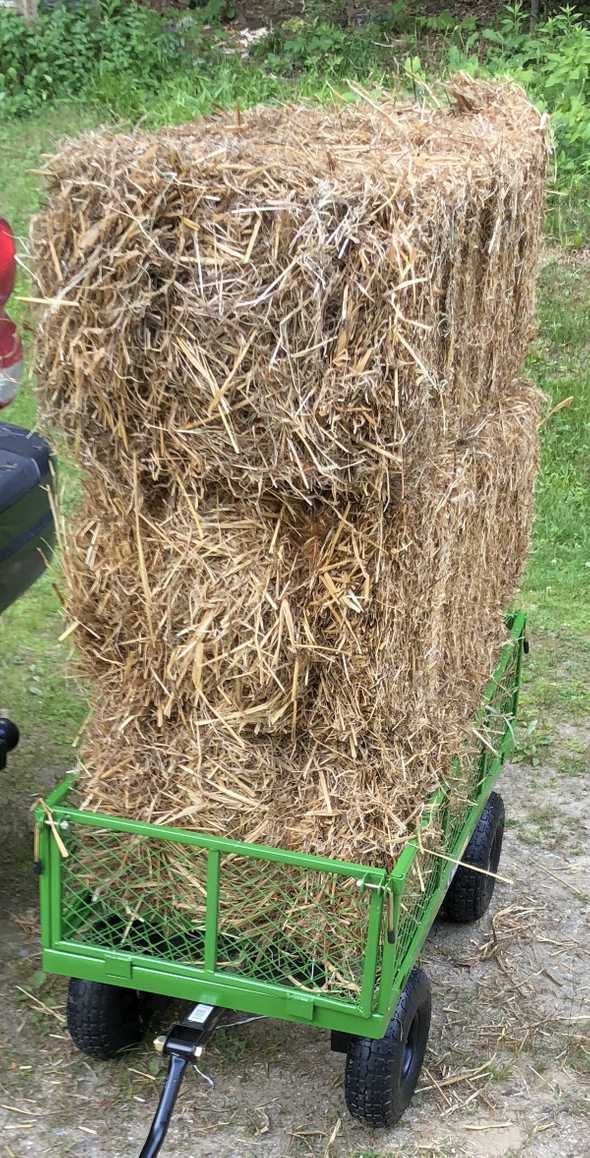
[37,614,525,1039]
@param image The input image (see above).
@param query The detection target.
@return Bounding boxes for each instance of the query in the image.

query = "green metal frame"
[36,613,526,1040]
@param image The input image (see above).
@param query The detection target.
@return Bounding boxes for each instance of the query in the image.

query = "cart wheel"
[344,966,431,1127]
[67,978,146,1059]
[442,791,505,924]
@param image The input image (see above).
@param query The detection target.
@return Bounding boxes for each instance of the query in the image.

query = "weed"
[567,1041,590,1078]
[516,808,582,851]
[557,753,588,777]
[488,1060,514,1081]
[513,719,554,765]
[212,1026,255,1066]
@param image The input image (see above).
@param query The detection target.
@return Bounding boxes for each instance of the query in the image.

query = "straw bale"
[33,76,548,503]
[63,379,540,864]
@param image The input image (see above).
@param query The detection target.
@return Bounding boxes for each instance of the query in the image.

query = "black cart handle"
[139,1003,223,1158]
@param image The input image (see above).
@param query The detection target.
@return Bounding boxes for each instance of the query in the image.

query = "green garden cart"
[35,612,527,1156]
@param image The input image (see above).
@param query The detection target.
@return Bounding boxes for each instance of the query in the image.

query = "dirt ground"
[1,707,588,1157]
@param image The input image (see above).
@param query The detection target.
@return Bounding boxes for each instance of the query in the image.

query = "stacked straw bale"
[34,77,548,869]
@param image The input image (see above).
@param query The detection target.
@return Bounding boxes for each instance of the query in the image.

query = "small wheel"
[67,978,146,1059]
[344,966,431,1127]
[442,791,505,924]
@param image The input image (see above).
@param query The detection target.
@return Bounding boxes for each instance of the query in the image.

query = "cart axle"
[139,1003,223,1158]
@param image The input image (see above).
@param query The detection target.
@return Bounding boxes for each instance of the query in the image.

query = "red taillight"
[0,219,21,407]
[0,218,17,306]
[0,316,22,408]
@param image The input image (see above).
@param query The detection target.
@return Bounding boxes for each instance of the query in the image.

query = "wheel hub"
[402,1012,418,1079]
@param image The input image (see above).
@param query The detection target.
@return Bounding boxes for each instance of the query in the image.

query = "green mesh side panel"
[59,825,373,1000]
[392,632,521,977]
[217,855,370,995]
[393,849,442,972]
[61,827,209,964]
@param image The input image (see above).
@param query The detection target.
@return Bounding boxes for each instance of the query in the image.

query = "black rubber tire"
[66,978,146,1059]
[344,966,431,1127]
[442,791,505,924]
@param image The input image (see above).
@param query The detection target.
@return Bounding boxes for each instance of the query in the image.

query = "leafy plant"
[0,1,186,117]
[197,0,236,23]
[254,16,379,79]
[439,4,590,232]
[512,718,554,765]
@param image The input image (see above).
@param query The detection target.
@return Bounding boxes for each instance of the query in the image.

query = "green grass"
[524,261,590,631]
[515,257,590,753]
[0,64,589,782]
[512,807,585,852]
[557,752,588,778]
[0,110,93,758]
